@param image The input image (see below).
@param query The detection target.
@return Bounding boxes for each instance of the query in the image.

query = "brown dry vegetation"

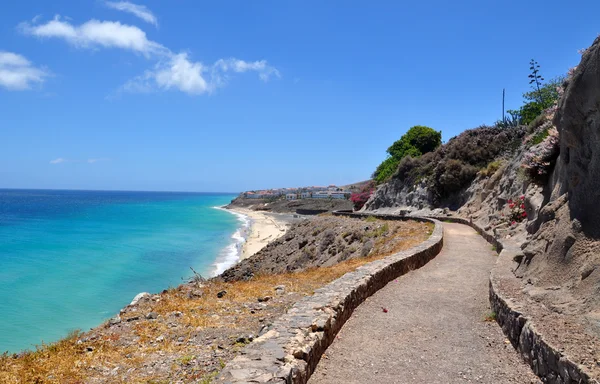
[0,218,432,384]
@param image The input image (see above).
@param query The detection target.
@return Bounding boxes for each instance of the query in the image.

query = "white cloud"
[50,157,110,164]
[19,16,165,56]
[87,158,110,163]
[19,15,280,96]
[214,58,280,81]
[105,1,158,27]
[124,54,279,95]
[0,51,49,90]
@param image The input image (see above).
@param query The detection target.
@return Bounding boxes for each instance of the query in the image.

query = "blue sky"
[0,1,597,192]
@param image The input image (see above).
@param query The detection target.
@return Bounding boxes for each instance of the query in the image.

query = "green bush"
[506,76,564,126]
[393,125,526,204]
[373,125,441,184]
[480,160,504,178]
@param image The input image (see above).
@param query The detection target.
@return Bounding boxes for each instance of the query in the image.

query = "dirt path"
[309,223,540,384]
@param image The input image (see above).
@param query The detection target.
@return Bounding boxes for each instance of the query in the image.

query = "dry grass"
[0,220,433,384]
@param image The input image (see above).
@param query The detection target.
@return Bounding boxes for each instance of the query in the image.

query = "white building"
[300,192,311,199]
[286,193,298,200]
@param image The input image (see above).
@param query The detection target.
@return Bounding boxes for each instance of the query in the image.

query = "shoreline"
[226,206,293,260]
[211,205,296,277]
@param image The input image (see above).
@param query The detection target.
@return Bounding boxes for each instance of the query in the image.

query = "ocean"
[0,189,247,353]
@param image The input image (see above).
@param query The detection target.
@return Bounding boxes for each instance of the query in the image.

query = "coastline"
[211,205,295,276]
[227,207,293,259]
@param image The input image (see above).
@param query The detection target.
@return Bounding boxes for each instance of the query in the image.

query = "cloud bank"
[0,51,49,90]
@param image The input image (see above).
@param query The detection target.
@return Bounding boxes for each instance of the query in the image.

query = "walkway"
[309,223,540,384]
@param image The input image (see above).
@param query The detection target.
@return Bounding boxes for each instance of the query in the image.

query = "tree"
[528,59,545,104]
[373,125,441,184]
[505,76,564,126]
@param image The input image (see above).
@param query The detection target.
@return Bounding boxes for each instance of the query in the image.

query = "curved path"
[309,223,540,384]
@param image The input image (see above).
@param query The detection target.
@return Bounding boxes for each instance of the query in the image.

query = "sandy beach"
[227,207,293,259]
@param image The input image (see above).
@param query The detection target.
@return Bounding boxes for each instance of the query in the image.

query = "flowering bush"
[505,196,527,223]
[521,126,559,184]
[350,182,375,211]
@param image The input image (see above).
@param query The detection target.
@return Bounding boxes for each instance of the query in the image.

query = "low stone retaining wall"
[427,215,596,384]
[215,214,443,383]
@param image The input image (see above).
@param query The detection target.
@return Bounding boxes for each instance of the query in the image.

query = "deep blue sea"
[0,189,246,353]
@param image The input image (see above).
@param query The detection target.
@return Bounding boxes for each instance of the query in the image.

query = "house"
[300,192,311,199]
[286,193,298,200]
[311,190,349,199]
[244,192,263,199]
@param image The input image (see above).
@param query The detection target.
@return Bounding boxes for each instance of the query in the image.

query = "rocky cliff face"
[366,35,600,321]
[518,36,600,319]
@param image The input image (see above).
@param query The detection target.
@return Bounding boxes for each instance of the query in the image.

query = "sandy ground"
[227,207,292,259]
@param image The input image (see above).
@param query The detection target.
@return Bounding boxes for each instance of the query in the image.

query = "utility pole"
[502,88,505,122]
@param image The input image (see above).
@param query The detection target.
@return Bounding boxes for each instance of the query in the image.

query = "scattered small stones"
[274,285,286,295]
[146,312,158,320]
[129,292,151,306]
[108,316,121,326]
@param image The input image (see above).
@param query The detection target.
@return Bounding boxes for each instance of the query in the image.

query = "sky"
[0,1,597,192]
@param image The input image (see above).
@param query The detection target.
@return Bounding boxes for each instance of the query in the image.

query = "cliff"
[365,35,600,334]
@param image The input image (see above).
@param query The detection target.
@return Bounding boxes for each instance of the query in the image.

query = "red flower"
[522,212,527,217]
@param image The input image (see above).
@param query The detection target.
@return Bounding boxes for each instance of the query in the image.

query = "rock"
[170,311,183,317]
[156,335,165,343]
[86,346,94,352]
[129,292,151,306]
[274,285,286,295]
[108,316,121,326]
[257,296,272,302]
[217,290,227,298]
[146,312,158,320]
[581,265,596,280]
[125,316,140,322]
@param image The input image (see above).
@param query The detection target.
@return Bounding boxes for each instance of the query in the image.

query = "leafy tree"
[505,76,564,126]
[373,125,441,184]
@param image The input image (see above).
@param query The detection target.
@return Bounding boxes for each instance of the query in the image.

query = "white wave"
[210,206,252,276]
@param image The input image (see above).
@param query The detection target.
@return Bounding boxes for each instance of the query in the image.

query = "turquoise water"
[0,189,243,353]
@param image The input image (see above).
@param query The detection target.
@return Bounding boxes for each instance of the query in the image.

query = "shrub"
[433,159,479,197]
[373,126,441,184]
[480,160,503,178]
[505,196,527,223]
[506,76,564,126]
[350,181,375,211]
[393,125,526,204]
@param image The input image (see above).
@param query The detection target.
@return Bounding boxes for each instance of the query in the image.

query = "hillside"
[365,35,600,355]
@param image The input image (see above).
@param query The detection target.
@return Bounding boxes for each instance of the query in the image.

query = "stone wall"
[215,214,443,383]
[430,215,597,384]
